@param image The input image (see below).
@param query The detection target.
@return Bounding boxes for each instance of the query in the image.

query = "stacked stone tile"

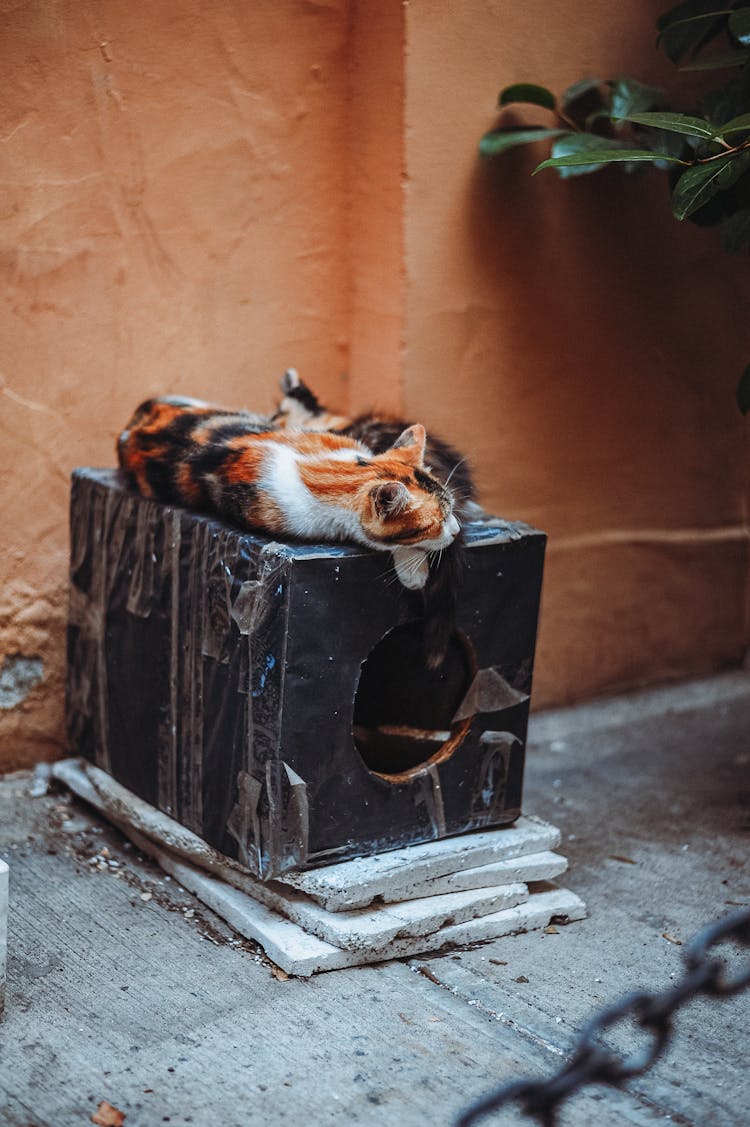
[53,759,586,976]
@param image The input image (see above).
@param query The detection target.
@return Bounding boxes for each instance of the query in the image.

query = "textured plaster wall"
[347,0,404,414]
[1,0,748,768]
[402,0,750,706]
[1,0,351,769]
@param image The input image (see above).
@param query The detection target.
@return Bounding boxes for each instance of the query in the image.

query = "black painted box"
[66,468,546,879]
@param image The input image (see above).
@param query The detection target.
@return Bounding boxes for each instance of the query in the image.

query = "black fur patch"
[217,481,259,528]
[186,442,240,479]
[206,419,268,444]
[144,459,178,503]
[135,412,205,451]
[414,468,445,498]
[290,382,321,413]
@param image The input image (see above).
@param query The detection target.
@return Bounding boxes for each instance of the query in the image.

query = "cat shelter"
[66,467,547,881]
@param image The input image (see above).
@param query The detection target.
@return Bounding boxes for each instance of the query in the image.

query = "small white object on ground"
[0,859,8,1015]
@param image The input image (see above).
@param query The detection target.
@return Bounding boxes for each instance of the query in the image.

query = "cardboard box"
[67,469,545,878]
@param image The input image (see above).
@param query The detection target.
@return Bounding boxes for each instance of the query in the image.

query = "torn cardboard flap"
[227,762,310,879]
[230,543,291,638]
[453,667,530,722]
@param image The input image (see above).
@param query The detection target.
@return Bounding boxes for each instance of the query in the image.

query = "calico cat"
[117,396,460,599]
[272,369,482,668]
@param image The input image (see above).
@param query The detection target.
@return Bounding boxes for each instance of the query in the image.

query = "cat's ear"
[276,369,322,421]
[372,481,410,517]
[390,423,426,465]
[280,368,301,395]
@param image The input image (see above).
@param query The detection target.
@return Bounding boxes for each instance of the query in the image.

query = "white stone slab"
[51,758,586,973]
[122,827,586,975]
[0,859,8,1016]
[120,820,529,952]
[278,815,561,911]
[230,874,529,953]
[51,759,238,872]
[286,850,568,912]
[52,759,563,916]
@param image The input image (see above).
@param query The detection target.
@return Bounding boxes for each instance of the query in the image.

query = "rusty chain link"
[456,907,750,1127]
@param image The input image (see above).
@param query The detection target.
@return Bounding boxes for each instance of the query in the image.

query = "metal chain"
[456,907,750,1127]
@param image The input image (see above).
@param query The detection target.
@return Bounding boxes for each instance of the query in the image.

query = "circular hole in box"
[353,621,476,781]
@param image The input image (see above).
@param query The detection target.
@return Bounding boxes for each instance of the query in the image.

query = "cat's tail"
[422,532,466,671]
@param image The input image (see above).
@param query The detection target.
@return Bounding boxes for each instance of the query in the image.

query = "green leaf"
[718,111,750,136]
[671,151,750,219]
[613,111,719,139]
[543,134,630,178]
[534,148,685,175]
[657,5,735,62]
[657,0,722,28]
[680,47,750,69]
[479,127,569,158]
[562,78,605,111]
[499,84,557,111]
[737,363,750,413]
[584,108,613,130]
[609,77,664,119]
[729,7,750,44]
[657,0,731,28]
[634,126,692,166]
[723,208,750,251]
[700,77,750,127]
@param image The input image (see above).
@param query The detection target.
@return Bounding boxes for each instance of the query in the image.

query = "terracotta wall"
[399,1,750,705]
[1,0,748,768]
[1,0,352,769]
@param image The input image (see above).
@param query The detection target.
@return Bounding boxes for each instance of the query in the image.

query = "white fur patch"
[261,443,367,545]
[160,395,209,407]
[392,547,430,589]
[326,447,364,462]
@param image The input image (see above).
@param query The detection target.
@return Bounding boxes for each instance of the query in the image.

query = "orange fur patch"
[175,462,202,504]
[223,445,266,483]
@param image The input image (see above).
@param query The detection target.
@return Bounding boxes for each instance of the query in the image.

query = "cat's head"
[353,424,460,552]
[273,368,350,431]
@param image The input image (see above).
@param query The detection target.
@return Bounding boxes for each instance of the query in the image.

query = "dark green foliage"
[723,204,750,247]
[499,83,557,110]
[533,147,684,175]
[657,1,734,63]
[480,1,750,411]
[480,2,750,240]
[479,127,568,157]
[737,363,750,412]
[672,149,750,217]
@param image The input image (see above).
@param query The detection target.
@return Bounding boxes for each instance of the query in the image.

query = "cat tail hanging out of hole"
[274,369,483,670]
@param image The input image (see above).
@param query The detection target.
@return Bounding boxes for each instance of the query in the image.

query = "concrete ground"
[1,670,749,1127]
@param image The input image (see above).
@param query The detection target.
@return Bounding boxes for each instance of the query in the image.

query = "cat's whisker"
[380,562,404,588]
[443,456,468,488]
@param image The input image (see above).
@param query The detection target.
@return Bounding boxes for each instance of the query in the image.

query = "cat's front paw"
[392,547,429,590]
